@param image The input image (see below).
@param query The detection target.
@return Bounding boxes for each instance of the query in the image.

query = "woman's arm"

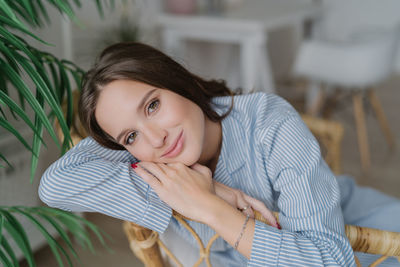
[39,137,172,233]
[213,181,278,226]
[39,136,272,234]
[250,111,355,266]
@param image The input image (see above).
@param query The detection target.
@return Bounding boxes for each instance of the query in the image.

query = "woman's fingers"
[239,203,255,218]
[138,162,166,182]
[190,163,212,177]
[213,182,254,217]
[134,164,162,191]
[235,192,255,218]
[243,194,278,228]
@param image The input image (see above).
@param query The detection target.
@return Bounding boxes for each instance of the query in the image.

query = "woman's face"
[95,80,207,166]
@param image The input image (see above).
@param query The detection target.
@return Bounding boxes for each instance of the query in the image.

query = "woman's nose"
[142,124,167,148]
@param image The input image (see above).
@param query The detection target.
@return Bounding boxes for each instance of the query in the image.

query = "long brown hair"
[79,42,235,150]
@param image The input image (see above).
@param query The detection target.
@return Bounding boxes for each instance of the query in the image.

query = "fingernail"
[131,163,138,169]
[277,223,281,230]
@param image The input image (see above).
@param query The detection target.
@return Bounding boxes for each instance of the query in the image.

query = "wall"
[35,0,400,88]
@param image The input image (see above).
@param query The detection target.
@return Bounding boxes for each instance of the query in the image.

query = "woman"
[39,42,400,266]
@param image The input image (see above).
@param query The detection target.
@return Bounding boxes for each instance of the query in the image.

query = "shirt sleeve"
[248,112,355,266]
[38,137,172,233]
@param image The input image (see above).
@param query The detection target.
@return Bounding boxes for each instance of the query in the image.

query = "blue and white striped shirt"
[39,93,355,266]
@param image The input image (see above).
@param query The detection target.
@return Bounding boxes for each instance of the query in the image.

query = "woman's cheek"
[183,142,202,165]
[127,147,148,162]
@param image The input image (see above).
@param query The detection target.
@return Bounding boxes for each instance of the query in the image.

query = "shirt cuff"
[248,220,282,266]
[138,189,172,233]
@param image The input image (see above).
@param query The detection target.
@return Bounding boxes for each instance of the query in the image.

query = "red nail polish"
[277,223,281,230]
[131,163,138,169]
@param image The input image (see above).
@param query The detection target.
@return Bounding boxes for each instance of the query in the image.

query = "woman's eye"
[125,132,137,145]
[147,99,159,114]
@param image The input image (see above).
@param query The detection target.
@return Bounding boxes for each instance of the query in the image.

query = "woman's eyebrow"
[137,88,157,113]
[116,129,130,144]
[115,88,158,144]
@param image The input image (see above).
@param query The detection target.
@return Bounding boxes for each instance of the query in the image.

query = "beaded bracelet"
[234,214,250,250]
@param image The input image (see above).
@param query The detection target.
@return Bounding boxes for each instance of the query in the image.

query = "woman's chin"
[177,154,200,166]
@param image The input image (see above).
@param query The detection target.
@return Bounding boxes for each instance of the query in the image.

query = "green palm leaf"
[1,234,19,267]
[12,208,73,267]
[0,16,48,44]
[0,41,20,72]
[12,52,73,149]
[71,0,82,8]
[48,212,95,253]
[0,117,36,156]
[0,91,46,145]
[0,26,41,65]
[19,0,36,23]
[35,213,79,260]
[4,1,33,26]
[0,215,4,242]
[35,0,51,24]
[47,61,61,97]
[0,207,109,266]
[34,53,59,102]
[11,0,36,26]
[0,0,24,28]
[62,59,84,88]
[36,207,111,252]
[30,90,44,183]
[0,153,12,168]
[0,248,13,267]
[57,59,73,128]
[0,210,35,267]
[48,0,80,26]
[95,0,105,18]
[0,0,115,177]
[0,60,61,149]
[1,1,116,266]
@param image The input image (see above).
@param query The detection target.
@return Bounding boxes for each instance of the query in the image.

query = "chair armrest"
[255,211,400,257]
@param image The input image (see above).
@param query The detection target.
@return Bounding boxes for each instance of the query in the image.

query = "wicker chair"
[60,91,400,267]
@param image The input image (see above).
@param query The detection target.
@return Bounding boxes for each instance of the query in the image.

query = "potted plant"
[0,1,111,266]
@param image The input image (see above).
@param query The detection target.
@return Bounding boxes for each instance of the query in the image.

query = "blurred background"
[1,0,399,266]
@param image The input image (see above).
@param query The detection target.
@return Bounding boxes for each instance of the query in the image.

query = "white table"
[157,0,322,93]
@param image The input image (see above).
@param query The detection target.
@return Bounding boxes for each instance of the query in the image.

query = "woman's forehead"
[98,80,160,110]
[95,80,153,133]
[101,80,154,97]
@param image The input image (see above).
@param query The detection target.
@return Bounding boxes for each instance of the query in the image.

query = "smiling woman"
[39,42,400,266]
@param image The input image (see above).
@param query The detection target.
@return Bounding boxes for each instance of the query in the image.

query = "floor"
[21,75,400,267]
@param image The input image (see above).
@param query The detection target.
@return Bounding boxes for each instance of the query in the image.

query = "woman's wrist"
[202,195,255,258]
[198,194,230,225]
[204,197,248,232]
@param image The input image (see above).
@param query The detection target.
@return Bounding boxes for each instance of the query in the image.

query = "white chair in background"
[293,24,398,172]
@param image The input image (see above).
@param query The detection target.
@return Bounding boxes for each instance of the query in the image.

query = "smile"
[162,131,184,158]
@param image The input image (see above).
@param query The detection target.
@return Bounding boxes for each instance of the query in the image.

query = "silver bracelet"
[234,214,250,250]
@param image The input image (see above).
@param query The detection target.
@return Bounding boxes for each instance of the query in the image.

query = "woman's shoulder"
[235,92,295,113]
[214,92,294,113]
[219,92,299,129]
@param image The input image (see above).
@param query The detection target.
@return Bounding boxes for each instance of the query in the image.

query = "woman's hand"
[135,161,278,228]
[212,181,278,228]
[134,162,218,223]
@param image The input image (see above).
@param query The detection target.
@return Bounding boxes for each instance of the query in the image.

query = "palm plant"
[0,1,114,266]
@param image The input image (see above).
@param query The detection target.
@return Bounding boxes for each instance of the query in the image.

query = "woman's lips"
[162,131,184,158]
